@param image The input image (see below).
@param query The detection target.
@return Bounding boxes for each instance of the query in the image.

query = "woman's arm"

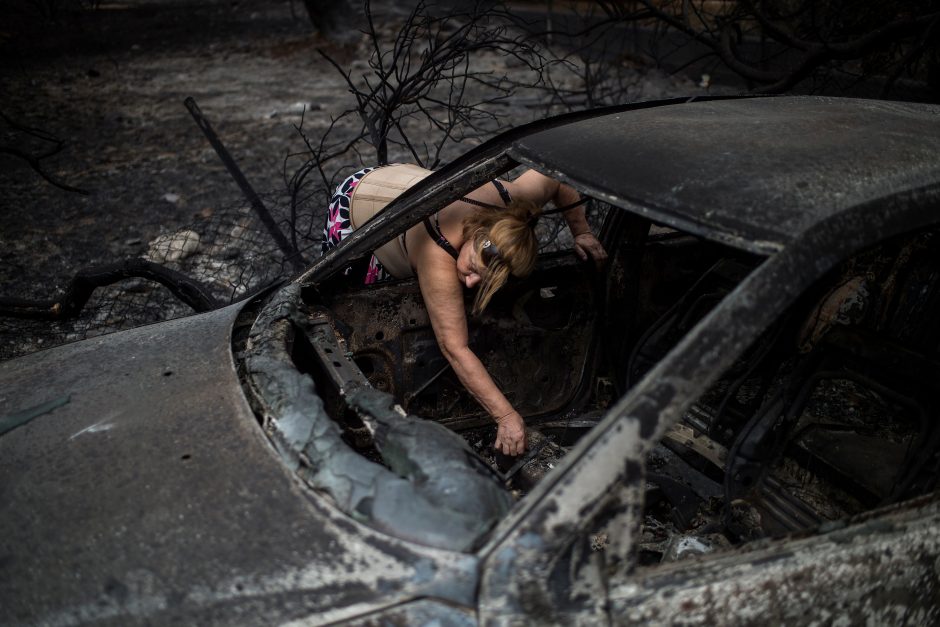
[505,171,608,268]
[414,246,527,455]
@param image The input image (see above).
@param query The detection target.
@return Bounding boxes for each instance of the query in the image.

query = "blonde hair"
[462,199,541,315]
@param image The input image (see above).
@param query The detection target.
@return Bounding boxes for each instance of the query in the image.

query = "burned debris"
[240,195,940,577]
[0,99,309,360]
[617,226,940,564]
[4,91,940,624]
[239,282,511,551]
[257,98,940,583]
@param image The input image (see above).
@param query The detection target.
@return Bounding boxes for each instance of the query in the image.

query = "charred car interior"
[235,95,940,620]
[4,95,940,625]
[241,204,940,557]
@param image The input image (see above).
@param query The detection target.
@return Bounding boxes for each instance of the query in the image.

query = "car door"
[321,211,607,431]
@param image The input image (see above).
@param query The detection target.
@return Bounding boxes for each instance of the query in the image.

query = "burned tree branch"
[0,146,90,195]
[288,0,548,234]
[559,1,940,97]
[0,258,219,321]
[0,110,89,195]
[748,9,940,94]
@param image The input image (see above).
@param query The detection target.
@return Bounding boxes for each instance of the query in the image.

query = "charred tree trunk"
[303,0,360,44]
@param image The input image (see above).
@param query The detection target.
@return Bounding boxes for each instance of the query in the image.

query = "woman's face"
[456,241,484,289]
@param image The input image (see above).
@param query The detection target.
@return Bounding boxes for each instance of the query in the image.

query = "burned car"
[3,95,940,625]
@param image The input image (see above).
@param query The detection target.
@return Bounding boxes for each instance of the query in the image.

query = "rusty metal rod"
[184,97,305,271]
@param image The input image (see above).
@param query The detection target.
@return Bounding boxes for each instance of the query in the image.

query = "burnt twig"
[288,0,548,226]
[0,110,90,195]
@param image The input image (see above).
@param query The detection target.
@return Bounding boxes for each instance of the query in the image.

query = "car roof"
[508,96,940,255]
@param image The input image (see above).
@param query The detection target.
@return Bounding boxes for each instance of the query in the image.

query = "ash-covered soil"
[0,0,705,358]
[0,0,354,300]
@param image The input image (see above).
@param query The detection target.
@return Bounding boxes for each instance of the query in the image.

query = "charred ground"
[0,0,706,359]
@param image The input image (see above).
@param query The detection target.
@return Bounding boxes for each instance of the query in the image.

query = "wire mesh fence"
[535,200,609,256]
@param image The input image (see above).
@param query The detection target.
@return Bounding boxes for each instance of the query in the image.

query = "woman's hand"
[573,232,608,269]
[495,411,526,456]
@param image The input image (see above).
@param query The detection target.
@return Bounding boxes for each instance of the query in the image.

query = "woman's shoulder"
[501,170,557,206]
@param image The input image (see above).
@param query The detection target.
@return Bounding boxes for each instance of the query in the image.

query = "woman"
[323,164,607,456]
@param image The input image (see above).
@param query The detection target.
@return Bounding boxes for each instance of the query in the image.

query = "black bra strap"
[423,215,459,259]
[491,179,512,205]
[424,180,513,260]
[541,196,589,216]
[457,179,513,211]
[459,196,505,211]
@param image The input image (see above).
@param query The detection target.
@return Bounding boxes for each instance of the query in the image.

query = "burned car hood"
[509,96,940,254]
[0,303,477,625]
